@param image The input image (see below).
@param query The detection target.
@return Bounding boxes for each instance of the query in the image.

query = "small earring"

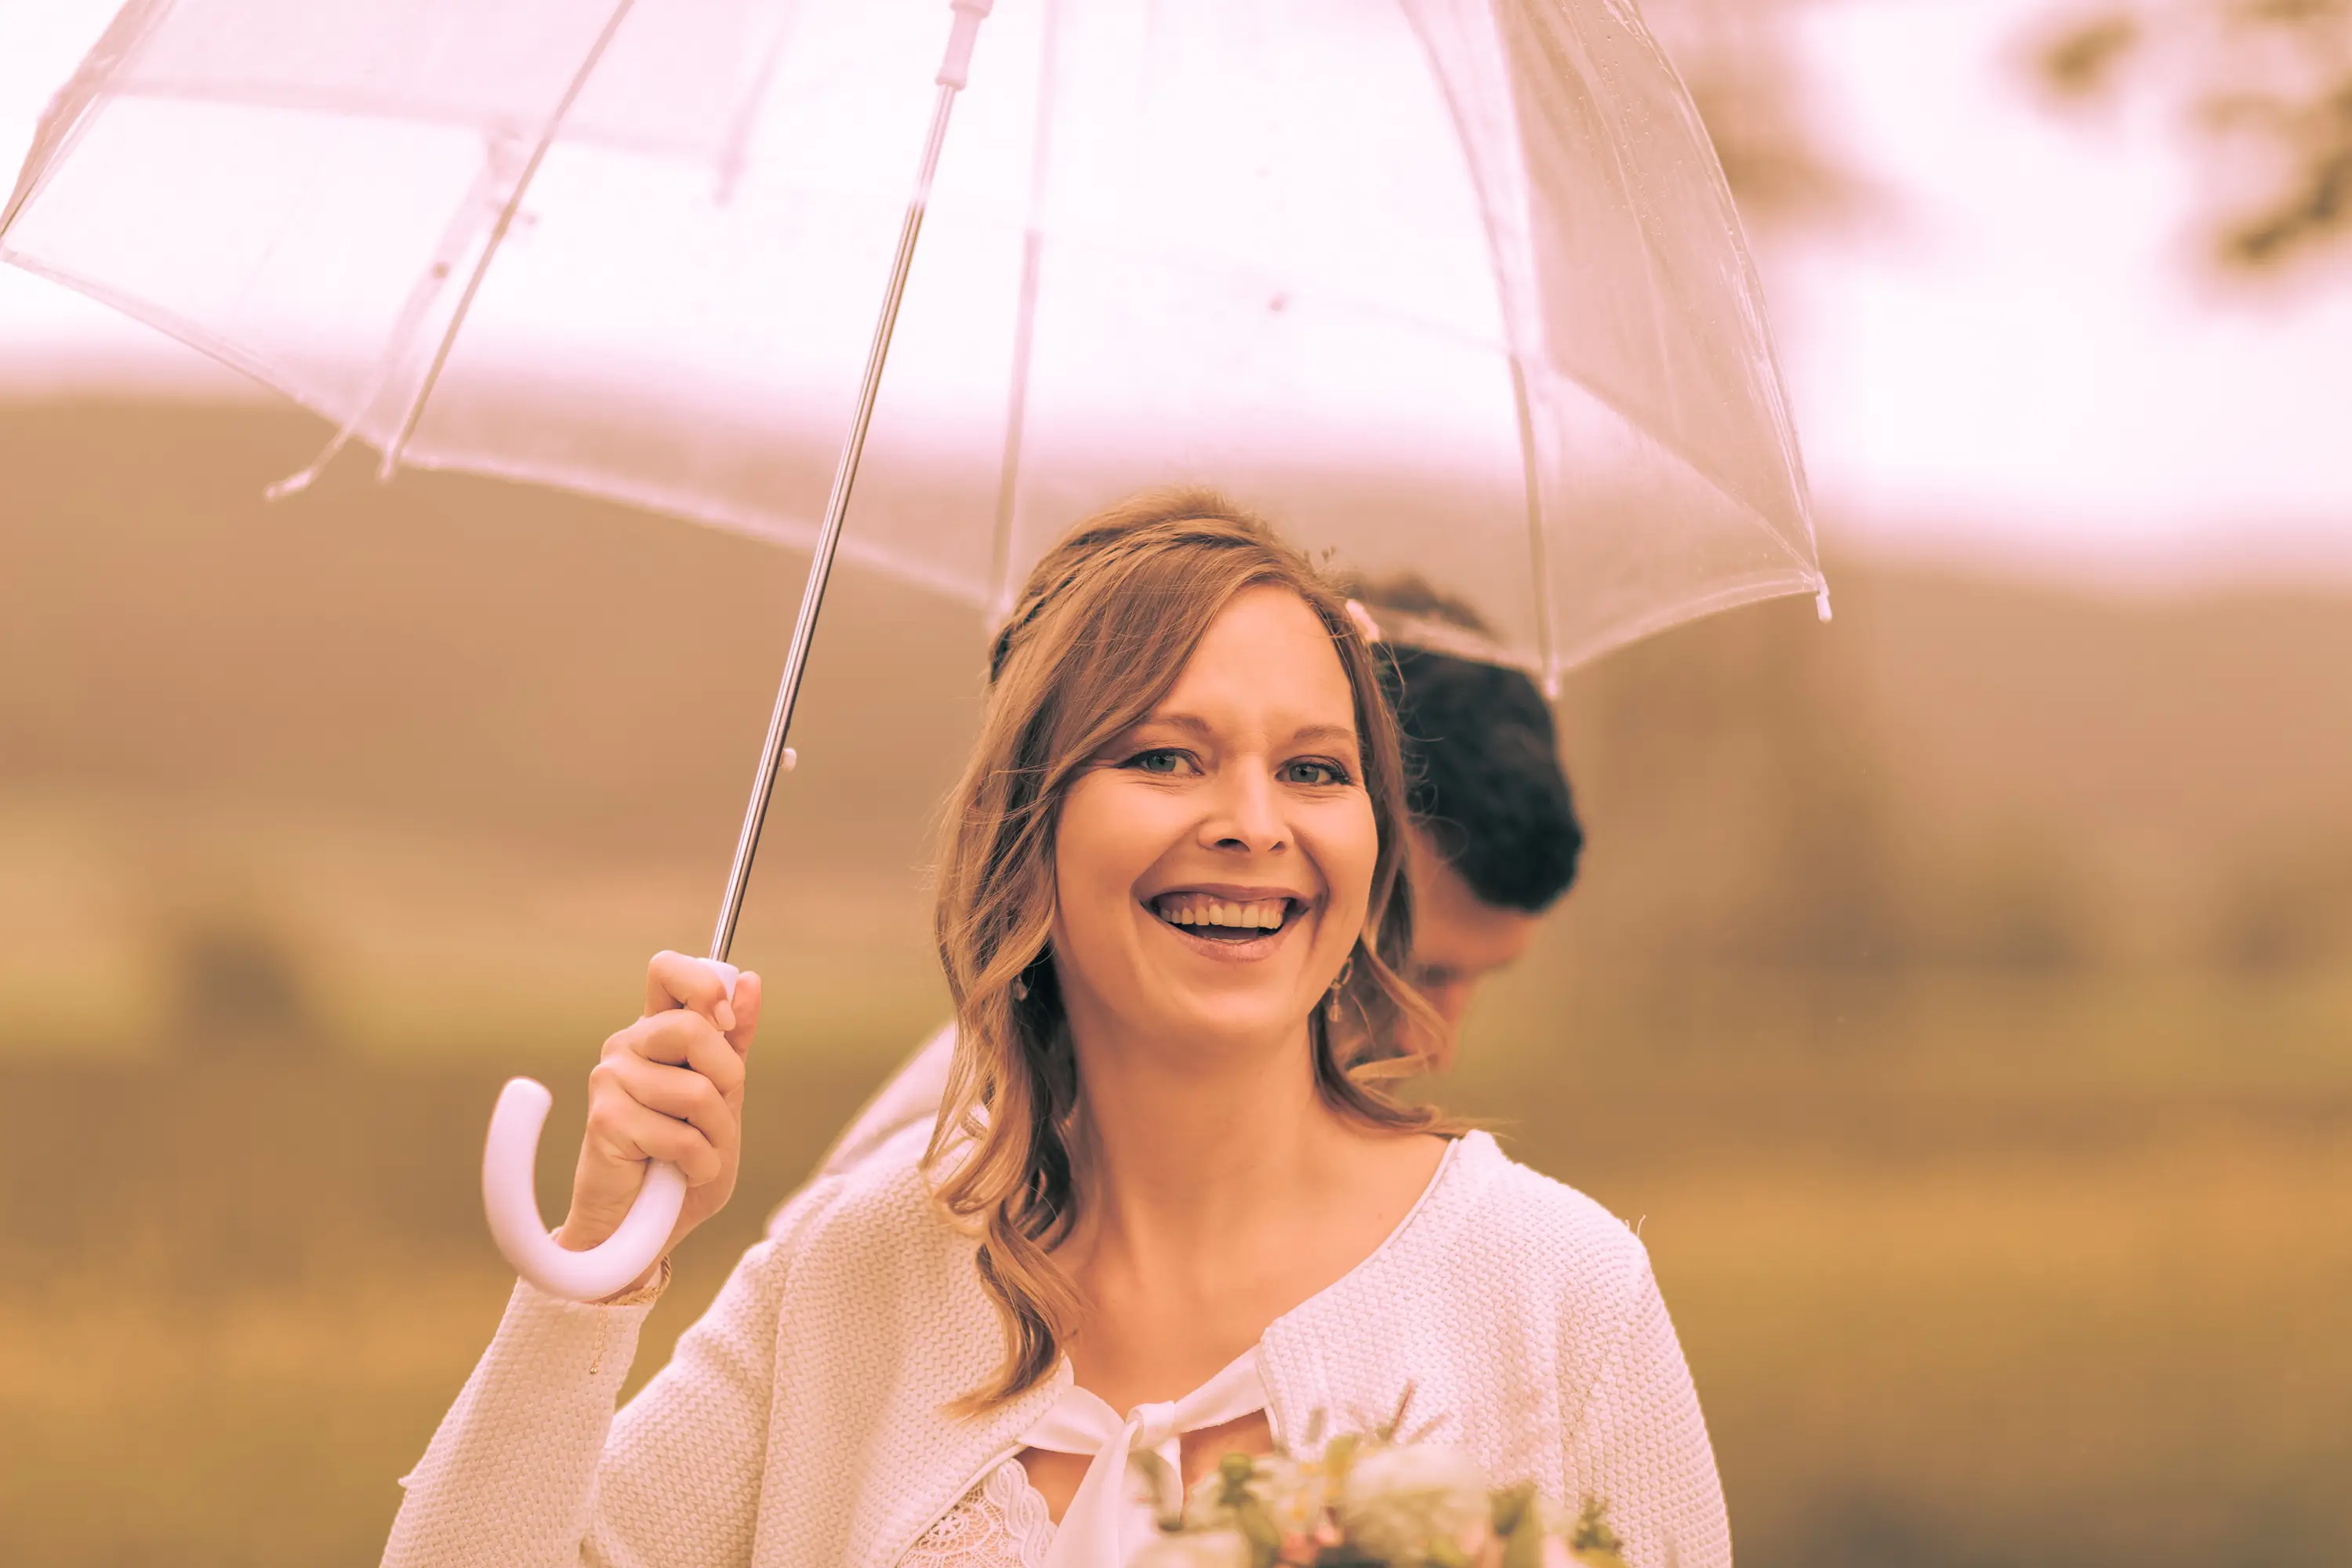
[1324,954,1355,1022]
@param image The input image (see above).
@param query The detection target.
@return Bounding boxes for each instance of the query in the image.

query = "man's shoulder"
[756,1123,967,1319]
[762,1022,956,1242]
[766,1114,938,1244]
[811,1022,958,1181]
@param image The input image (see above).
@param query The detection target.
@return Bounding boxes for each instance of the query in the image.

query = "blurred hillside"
[1,400,985,1061]
[3,398,2347,1065]
[1,399,2348,1567]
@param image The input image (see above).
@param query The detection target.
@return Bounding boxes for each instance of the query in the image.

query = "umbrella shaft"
[707,78,965,965]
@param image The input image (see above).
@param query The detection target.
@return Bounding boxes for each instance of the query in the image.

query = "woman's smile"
[1142,884,1314,960]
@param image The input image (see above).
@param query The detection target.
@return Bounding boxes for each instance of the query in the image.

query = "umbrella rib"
[1505,354,1562,695]
[378,0,644,477]
[3,0,176,241]
[713,2,808,202]
[988,0,1065,624]
[1394,2,1563,688]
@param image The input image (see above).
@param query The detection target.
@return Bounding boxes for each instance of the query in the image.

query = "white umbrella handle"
[481,959,740,1301]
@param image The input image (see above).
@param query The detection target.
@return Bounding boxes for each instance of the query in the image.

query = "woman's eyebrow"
[1142,713,1359,750]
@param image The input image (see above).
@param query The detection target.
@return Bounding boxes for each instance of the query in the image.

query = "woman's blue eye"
[1127,747,1192,775]
[1283,759,1350,786]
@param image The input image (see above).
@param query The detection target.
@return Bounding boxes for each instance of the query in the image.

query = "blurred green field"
[2,1000,2345,1567]
[2,401,2349,1566]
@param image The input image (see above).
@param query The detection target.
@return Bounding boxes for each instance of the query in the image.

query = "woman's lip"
[1138,897,1305,962]
[1143,883,1312,906]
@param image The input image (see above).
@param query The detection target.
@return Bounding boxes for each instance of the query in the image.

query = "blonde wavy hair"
[926,488,1447,1410]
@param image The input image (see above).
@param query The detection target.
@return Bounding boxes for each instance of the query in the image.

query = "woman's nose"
[1199,766,1287,853]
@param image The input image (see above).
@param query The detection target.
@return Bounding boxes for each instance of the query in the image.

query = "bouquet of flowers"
[1130,1427,1633,1568]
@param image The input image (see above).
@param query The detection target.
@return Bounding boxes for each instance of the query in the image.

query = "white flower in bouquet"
[1131,1528,1254,1568]
[1334,1441,1493,1563]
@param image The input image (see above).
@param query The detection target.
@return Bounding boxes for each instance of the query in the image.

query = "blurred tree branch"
[1645,0,1879,234]
[2027,0,2352,276]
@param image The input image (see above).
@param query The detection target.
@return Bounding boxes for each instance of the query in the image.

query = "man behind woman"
[382,490,1728,1568]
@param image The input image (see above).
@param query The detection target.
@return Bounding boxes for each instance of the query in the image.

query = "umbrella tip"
[267,428,357,502]
[1814,583,1835,623]
[263,466,318,503]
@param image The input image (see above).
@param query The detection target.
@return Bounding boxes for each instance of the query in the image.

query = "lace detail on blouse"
[902,1457,1057,1568]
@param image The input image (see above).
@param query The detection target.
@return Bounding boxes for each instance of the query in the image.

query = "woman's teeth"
[1154,895,1290,936]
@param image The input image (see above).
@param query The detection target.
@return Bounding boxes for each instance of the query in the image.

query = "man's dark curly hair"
[1354,579,1584,913]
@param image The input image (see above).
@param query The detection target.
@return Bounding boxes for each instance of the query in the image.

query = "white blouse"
[907,1341,1267,1568]
[903,1460,1056,1568]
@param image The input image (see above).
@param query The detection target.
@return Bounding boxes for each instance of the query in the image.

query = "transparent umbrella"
[4,0,1828,1297]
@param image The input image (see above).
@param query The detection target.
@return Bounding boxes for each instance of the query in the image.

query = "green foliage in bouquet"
[1565,1498,1628,1568]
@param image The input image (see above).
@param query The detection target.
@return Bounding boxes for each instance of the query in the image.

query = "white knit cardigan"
[381,1122,1730,1568]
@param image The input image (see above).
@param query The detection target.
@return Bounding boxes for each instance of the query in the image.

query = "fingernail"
[715,1000,737,1031]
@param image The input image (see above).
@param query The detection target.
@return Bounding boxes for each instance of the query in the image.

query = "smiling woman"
[381,490,1731,1568]
[927,495,1445,1415]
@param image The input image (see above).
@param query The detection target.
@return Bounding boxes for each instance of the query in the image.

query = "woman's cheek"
[1306,795,1381,928]
[1060,775,1164,914]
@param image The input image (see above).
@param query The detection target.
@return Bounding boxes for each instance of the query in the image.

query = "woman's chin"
[1128,981,1317,1056]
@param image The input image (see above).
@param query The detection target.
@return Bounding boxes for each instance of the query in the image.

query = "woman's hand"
[554,951,763,1290]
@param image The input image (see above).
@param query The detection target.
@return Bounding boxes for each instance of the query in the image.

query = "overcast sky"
[1770,0,2352,583]
[4,0,2348,585]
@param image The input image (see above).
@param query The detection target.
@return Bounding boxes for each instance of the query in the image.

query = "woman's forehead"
[1140,587,1358,739]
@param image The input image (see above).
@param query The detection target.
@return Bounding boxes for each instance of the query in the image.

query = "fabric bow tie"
[1021,1348,1268,1568]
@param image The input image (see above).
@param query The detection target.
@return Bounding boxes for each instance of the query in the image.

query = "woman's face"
[1050,585,1377,1056]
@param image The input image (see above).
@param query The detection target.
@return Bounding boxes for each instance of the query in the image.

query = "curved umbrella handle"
[481,960,739,1301]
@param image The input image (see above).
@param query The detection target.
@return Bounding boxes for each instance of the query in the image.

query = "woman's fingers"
[724,970,761,1058]
[584,1087,726,1186]
[607,1007,745,1103]
[644,949,737,1033]
[585,993,756,1189]
[560,954,766,1255]
[593,1053,735,1163]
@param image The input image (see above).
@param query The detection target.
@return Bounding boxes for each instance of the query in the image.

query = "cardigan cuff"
[591,1254,673,1308]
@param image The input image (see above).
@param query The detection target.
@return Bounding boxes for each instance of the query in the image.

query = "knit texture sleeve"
[379,1276,666,1568]
[580,1229,796,1567]
[1568,1257,1732,1568]
[381,1181,840,1568]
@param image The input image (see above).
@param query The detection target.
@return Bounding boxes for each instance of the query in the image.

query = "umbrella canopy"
[5,0,1829,1298]
[4,0,1824,682]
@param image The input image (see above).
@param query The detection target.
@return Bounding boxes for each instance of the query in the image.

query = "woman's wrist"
[546,1220,670,1304]
[593,1254,671,1306]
